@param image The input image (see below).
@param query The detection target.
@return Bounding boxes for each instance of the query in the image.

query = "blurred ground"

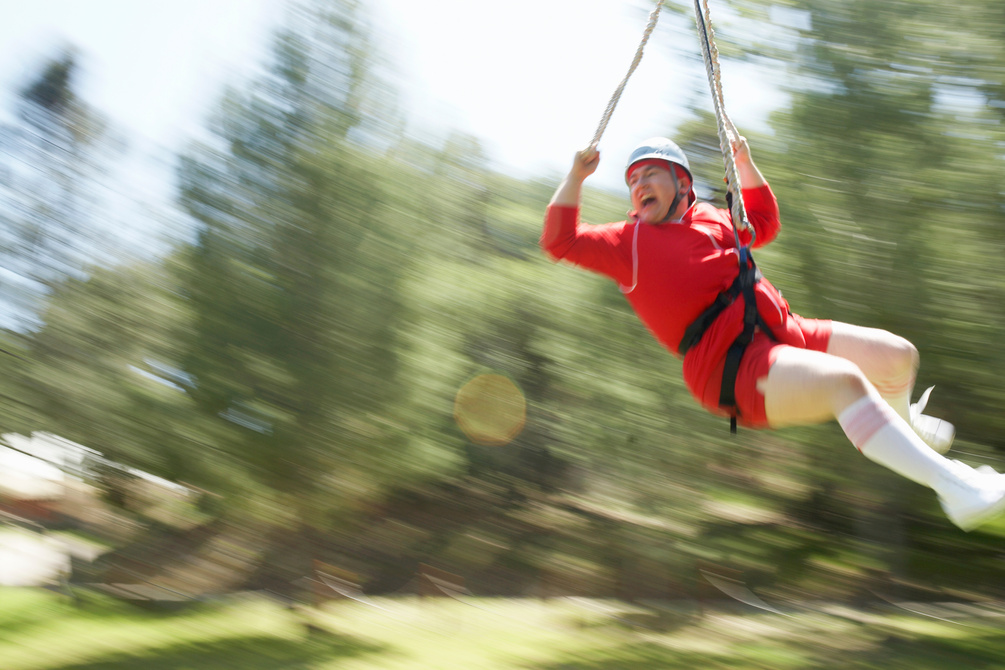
[5,587,1005,669]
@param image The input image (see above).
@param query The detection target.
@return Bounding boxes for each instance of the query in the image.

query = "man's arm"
[728,134,779,246]
[730,134,765,189]
[541,148,633,286]
[542,147,601,256]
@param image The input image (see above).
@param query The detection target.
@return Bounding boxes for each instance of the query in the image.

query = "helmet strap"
[661,169,682,222]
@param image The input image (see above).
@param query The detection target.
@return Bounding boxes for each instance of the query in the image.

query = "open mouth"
[641,196,656,209]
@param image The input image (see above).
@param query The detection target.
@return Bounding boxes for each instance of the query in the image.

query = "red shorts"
[698,315,832,428]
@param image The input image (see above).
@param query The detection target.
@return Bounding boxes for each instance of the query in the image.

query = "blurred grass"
[5,588,1005,669]
[0,588,382,669]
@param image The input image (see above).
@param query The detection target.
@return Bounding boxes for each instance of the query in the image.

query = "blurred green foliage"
[2,0,1005,602]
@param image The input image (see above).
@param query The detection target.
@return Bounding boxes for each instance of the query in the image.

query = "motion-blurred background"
[2,0,1005,632]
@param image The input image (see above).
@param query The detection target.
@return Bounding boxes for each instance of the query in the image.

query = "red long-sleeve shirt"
[542,185,807,403]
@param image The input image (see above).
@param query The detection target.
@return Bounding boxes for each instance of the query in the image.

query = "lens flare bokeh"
[453,374,526,446]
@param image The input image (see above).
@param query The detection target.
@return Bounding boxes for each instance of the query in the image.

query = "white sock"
[838,394,957,491]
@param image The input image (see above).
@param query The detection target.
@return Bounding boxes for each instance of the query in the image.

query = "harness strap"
[678,253,764,357]
[678,248,774,433]
[720,248,762,432]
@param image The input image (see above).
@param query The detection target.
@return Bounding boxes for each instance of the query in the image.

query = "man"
[541,134,1005,531]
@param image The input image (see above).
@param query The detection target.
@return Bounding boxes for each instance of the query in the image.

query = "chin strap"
[660,169,683,222]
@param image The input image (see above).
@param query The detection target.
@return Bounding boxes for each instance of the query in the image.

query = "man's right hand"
[549,146,600,208]
[571,146,600,182]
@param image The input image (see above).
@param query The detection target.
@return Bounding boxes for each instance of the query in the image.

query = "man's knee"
[879,333,919,381]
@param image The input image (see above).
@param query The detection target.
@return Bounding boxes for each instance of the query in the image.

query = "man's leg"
[757,346,1004,531]
[825,322,953,453]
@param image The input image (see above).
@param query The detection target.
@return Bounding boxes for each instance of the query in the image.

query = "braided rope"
[693,0,753,242]
[589,1,664,149]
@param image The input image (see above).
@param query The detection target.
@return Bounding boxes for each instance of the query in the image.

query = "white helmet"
[625,137,695,206]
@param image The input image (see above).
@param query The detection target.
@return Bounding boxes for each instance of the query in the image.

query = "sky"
[0,0,786,196]
[0,0,284,147]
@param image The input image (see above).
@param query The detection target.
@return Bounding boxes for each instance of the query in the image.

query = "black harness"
[677,245,775,433]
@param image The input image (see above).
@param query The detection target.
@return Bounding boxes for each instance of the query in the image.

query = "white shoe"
[911,386,955,454]
[937,460,1005,531]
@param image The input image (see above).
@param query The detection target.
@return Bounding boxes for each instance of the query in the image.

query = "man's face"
[627,160,690,224]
